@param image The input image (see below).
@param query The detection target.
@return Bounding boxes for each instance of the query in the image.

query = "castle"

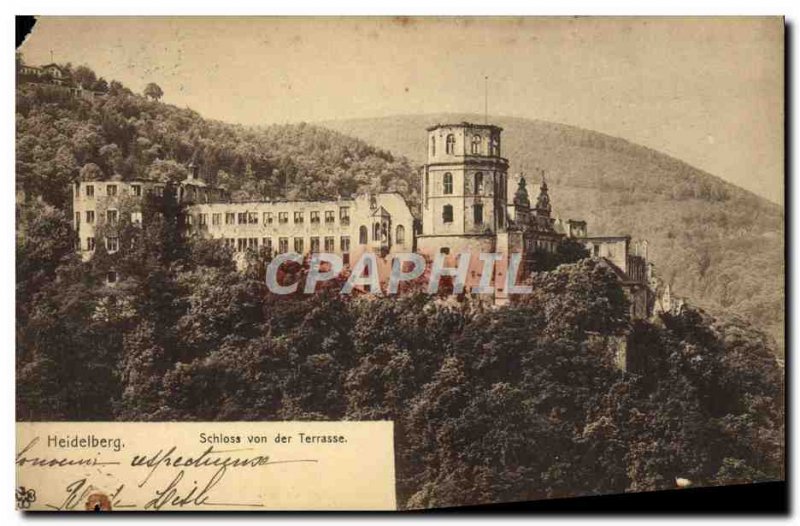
[72,121,665,319]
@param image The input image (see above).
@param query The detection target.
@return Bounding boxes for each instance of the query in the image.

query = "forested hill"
[15,80,418,211]
[321,114,785,353]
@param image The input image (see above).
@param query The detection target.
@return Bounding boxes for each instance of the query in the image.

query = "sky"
[19,16,784,204]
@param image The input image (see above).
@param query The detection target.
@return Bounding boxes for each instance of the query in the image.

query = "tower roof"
[426,122,503,133]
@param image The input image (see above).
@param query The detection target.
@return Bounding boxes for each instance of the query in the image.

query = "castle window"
[75,212,80,227]
[373,223,381,241]
[238,212,247,225]
[225,212,235,225]
[491,136,500,156]
[294,237,304,253]
[86,210,95,224]
[237,238,247,252]
[473,204,484,225]
[440,247,450,255]
[443,172,453,195]
[294,212,304,224]
[263,238,272,253]
[154,186,164,197]
[87,237,96,251]
[471,134,481,154]
[107,184,117,197]
[212,213,221,226]
[86,185,94,198]
[339,207,350,226]
[106,209,118,225]
[310,237,320,252]
[442,204,453,223]
[359,226,368,244]
[324,236,335,252]
[310,211,321,224]
[132,184,142,197]
[396,225,406,245]
[474,172,484,194]
[264,212,273,224]
[445,134,455,154]
[185,214,193,226]
[106,236,119,252]
[248,238,258,250]
[248,212,258,224]
[198,213,208,227]
[279,212,289,224]
[132,211,143,226]
[279,237,289,253]
[341,236,351,253]
[325,211,335,224]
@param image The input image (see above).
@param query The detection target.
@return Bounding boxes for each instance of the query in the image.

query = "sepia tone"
[16,16,784,511]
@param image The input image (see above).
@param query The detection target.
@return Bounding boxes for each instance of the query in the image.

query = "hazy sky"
[19,17,784,204]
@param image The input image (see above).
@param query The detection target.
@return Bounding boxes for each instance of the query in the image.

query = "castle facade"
[71,121,657,318]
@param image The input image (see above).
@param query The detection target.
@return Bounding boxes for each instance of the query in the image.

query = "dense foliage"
[16,189,784,508]
[16,63,418,211]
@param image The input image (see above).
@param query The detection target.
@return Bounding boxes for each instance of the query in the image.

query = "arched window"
[359,226,368,244]
[443,172,453,195]
[442,205,453,224]
[373,223,381,241]
[471,134,481,154]
[445,134,455,154]
[430,136,436,156]
[474,172,483,194]
[396,225,405,245]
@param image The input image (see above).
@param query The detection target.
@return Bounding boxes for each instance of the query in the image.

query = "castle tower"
[533,175,552,217]
[417,122,509,257]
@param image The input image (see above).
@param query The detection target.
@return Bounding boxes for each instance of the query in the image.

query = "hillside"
[321,114,785,352]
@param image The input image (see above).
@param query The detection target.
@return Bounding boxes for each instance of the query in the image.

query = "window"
[294,237,304,253]
[107,271,117,284]
[106,209,118,225]
[198,213,208,227]
[75,212,80,227]
[471,134,481,154]
[445,134,455,154]
[224,238,235,250]
[248,238,258,250]
[359,226,368,245]
[325,211,335,224]
[339,207,350,226]
[264,212,273,224]
[86,210,95,224]
[373,223,381,241]
[237,238,247,252]
[263,238,272,253]
[294,212,304,224]
[279,212,289,224]
[106,236,119,252]
[185,214,194,226]
[491,136,501,156]
[498,209,504,228]
[154,186,164,197]
[396,225,406,245]
[310,211,320,224]
[238,212,247,225]
[324,236,335,252]
[310,237,320,252]
[107,184,117,197]
[87,237,96,251]
[440,247,450,255]
[86,185,94,198]
[473,203,484,225]
[340,236,350,253]
[248,212,258,225]
[474,172,484,194]
[279,237,289,253]
[132,184,142,197]
[431,135,436,156]
[225,212,235,225]
[212,213,221,226]
[442,205,453,223]
[131,211,142,225]
[443,172,453,195]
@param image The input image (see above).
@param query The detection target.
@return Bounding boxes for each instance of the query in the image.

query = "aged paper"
[16,422,396,511]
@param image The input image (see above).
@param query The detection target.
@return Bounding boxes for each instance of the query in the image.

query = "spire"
[534,169,552,216]
[513,174,530,208]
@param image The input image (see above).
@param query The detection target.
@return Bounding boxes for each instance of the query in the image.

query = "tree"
[73,65,97,90]
[143,82,163,101]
